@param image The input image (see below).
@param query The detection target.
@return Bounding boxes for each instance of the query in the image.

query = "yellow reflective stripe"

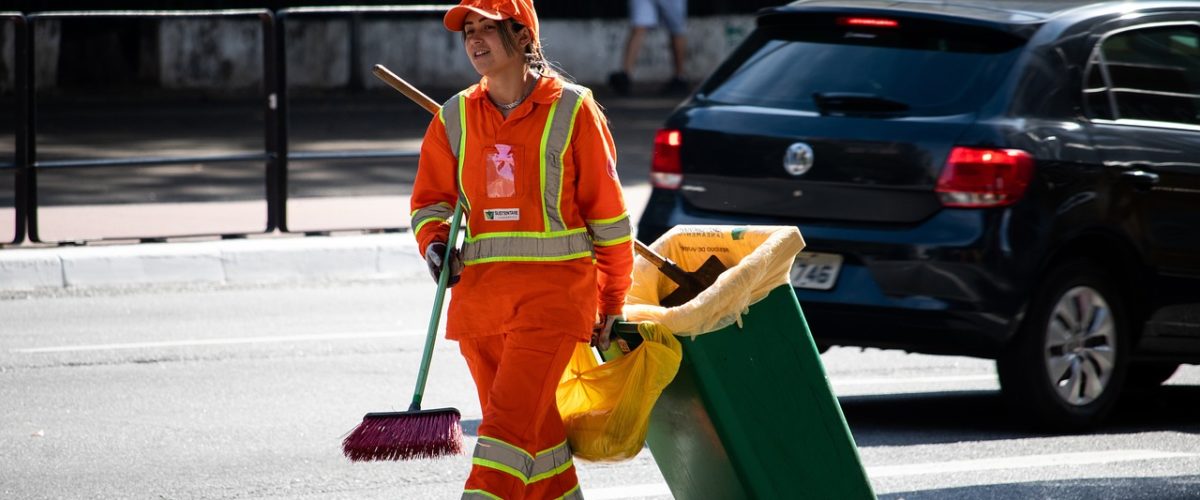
[538,98,561,232]
[529,440,573,483]
[413,217,445,236]
[462,489,502,500]
[441,92,471,237]
[468,253,593,265]
[455,94,471,225]
[538,85,584,234]
[556,87,586,234]
[461,232,594,265]
[411,202,454,235]
[466,227,588,242]
[589,213,629,225]
[473,436,535,482]
[558,484,584,500]
[595,235,632,247]
[472,457,528,483]
[529,459,574,484]
[587,214,632,245]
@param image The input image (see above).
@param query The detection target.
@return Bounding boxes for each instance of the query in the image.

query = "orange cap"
[444,0,539,41]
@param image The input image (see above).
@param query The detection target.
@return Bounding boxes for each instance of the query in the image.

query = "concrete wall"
[359,16,756,89]
[1,15,756,93]
[0,19,60,92]
[159,18,264,90]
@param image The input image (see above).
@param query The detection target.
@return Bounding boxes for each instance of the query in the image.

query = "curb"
[0,234,425,292]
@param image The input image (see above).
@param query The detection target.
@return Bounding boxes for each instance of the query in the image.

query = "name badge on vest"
[484,208,520,221]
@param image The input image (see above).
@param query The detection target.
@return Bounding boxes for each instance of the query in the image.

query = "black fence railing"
[2,6,450,246]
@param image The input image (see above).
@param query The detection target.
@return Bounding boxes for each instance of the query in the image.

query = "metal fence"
[1,6,449,246]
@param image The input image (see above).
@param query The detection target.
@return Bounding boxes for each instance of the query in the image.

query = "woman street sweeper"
[409,0,634,497]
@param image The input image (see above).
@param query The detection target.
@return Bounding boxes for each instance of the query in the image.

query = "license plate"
[790,252,843,290]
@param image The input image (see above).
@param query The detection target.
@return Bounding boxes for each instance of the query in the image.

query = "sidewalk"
[0,184,652,293]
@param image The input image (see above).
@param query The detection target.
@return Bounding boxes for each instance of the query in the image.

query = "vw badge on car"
[784,142,814,176]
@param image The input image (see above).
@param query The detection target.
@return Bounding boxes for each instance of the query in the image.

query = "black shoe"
[608,71,631,96]
[659,77,690,96]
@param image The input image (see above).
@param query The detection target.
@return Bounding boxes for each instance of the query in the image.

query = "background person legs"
[610,0,689,96]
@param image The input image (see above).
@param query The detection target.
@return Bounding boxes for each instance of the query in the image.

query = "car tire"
[997,260,1129,431]
[1126,362,1179,387]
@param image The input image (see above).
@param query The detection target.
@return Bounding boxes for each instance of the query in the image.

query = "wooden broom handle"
[372,64,441,115]
[634,240,668,268]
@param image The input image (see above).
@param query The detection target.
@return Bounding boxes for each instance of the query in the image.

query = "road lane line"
[831,374,997,386]
[867,449,1196,478]
[10,331,422,353]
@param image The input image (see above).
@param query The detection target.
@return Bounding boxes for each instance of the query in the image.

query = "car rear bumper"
[637,189,1028,357]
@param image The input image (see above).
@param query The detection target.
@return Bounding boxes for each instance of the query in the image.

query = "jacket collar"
[465,73,563,105]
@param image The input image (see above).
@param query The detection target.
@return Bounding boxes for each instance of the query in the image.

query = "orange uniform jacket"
[411,76,634,341]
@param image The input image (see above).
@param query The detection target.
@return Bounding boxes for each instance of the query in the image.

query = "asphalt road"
[4,281,1200,499]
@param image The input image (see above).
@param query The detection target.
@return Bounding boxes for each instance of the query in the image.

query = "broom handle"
[410,202,463,411]
[370,64,454,411]
[373,64,441,114]
[633,240,666,268]
[408,201,458,410]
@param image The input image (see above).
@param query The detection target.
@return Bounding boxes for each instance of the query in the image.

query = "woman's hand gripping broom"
[341,65,464,461]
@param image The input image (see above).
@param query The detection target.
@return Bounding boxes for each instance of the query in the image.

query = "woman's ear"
[516,25,532,48]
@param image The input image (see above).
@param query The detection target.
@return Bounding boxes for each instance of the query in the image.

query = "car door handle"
[1119,169,1159,189]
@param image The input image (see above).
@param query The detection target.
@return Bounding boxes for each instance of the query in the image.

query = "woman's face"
[462,12,523,77]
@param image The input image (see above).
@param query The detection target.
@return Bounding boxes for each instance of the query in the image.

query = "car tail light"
[936,147,1034,207]
[651,128,683,190]
[838,17,900,28]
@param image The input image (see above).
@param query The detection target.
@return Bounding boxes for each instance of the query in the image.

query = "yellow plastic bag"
[556,322,682,462]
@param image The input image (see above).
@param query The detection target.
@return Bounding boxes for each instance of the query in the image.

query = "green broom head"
[342,407,464,461]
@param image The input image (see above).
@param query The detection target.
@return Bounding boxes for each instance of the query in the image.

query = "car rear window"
[701,13,1027,116]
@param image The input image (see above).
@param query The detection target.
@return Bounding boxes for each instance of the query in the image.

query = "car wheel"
[1126,362,1179,387]
[997,260,1129,431]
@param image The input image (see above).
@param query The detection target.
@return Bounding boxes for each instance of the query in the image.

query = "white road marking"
[868,449,1195,478]
[582,450,1196,498]
[830,374,997,386]
[10,331,421,353]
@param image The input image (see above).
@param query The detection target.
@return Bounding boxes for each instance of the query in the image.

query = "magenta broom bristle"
[342,408,464,461]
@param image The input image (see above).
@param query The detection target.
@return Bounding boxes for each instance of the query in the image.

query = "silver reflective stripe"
[462,231,594,265]
[587,214,632,246]
[411,202,453,235]
[473,436,535,482]
[443,94,463,159]
[540,84,586,233]
[442,93,471,217]
[530,441,574,483]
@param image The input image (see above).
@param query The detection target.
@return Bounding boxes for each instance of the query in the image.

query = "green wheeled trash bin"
[622,225,875,500]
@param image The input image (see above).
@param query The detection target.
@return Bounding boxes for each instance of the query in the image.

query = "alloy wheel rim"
[1043,285,1117,406]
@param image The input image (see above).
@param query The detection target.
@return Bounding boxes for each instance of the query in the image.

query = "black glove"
[425,241,463,287]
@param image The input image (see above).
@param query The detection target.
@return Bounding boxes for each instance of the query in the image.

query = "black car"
[637,0,1200,430]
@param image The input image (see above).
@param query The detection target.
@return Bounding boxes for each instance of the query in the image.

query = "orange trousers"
[459,329,583,500]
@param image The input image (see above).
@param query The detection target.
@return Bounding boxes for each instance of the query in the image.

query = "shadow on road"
[879,475,1200,500]
[840,384,1200,448]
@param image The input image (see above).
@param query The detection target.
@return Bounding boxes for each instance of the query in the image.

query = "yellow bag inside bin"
[625,225,805,337]
[556,322,681,462]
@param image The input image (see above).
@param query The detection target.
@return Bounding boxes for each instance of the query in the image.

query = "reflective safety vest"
[410,82,632,266]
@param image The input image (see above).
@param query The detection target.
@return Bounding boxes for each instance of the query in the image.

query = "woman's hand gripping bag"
[556,323,681,462]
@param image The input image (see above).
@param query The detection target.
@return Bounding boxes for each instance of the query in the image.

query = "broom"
[341,67,466,461]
